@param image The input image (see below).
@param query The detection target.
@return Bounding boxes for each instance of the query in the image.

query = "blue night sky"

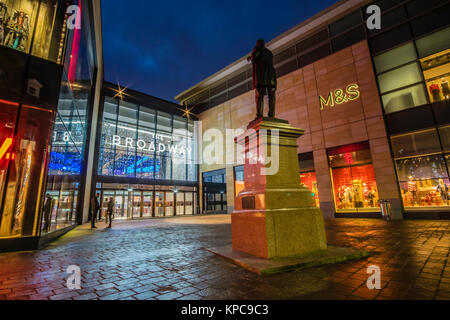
[101,0,337,102]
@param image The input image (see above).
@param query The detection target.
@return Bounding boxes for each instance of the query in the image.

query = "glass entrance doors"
[155,191,164,217]
[98,188,197,220]
[165,192,174,216]
[101,190,128,220]
[176,192,184,215]
[174,192,195,215]
[185,192,193,215]
[143,192,153,217]
[132,191,142,219]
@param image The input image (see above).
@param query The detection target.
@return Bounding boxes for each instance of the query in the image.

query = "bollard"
[379,199,392,221]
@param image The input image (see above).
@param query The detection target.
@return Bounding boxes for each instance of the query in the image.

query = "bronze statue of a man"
[247,39,277,118]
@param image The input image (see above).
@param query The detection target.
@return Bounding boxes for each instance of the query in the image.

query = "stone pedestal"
[231,117,327,259]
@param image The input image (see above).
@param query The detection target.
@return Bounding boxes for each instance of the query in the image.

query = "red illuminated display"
[332,164,379,211]
[300,172,320,208]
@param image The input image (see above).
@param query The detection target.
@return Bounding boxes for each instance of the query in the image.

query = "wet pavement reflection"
[0,215,449,300]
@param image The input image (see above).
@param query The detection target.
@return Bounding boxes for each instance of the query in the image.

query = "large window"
[0,0,72,63]
[234,165,244,197]
[328,142,380,213]
[298,152,319,208]
[300,172,320,208]
[420,48,450,103]
[0,105,54,238]
[98,96,196,182]
[203,169,226,213]
[391,128,450,209]
[43,2,94,233]
[374,27,450,114]
[0,100,18,220]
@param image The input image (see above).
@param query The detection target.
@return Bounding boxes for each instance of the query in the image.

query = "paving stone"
[74,292,99,300]
[99,289,135,300]
[133,290,159,300]
[155,291,183,300]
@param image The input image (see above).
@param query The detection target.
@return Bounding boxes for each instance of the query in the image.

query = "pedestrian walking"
[106,197,114,229]
[90,193,100,229]
[42,194,53,232]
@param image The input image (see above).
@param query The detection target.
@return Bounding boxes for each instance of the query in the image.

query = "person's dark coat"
[43,197,52,214]
[91,196,100,212]
[43,196,53,231]
[251,46,277,88]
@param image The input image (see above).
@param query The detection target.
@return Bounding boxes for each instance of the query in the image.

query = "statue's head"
[256,39,265,48]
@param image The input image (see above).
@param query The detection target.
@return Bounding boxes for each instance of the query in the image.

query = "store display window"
[0,105,54,237]
[395,155,449,208]
[0,0,69,62]
[299,172,319,208]
[0,0,38,53]
[31,0,69,62]
[328,142,380,213]
[298,152,319,208]
[420,48,450,103]
[391,129,450,209]
[0,100,17,218]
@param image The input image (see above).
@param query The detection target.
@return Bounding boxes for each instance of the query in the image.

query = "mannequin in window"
[441,80,450,99]
[429,82,441,102]
[367,187,376,207]
[0,1,7,45]
[436,179,449,206]
[346,187,353,208]
[337,186,346,209]
[408,176,418,206]
[4,10,29,51]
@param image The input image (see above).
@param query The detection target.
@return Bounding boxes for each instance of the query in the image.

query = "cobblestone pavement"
[0,215,449,300]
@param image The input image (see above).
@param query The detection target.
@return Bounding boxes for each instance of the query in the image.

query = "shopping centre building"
[0,0,449,252]
[176,0,450,220]
[92,83,198,220]
[0,0,104,250]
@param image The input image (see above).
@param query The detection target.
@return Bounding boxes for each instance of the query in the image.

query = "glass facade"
[328,143,380,213]
[0,103,54,237]
[374,26,450,114]
[391,128,450,209]
[0,0,97,241]
[98,96,197,181]
[202,169,227,213]
[94,91,198,220]
[41,0,95,234]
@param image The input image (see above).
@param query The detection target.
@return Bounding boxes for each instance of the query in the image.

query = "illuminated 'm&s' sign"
[319,83,360,110]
